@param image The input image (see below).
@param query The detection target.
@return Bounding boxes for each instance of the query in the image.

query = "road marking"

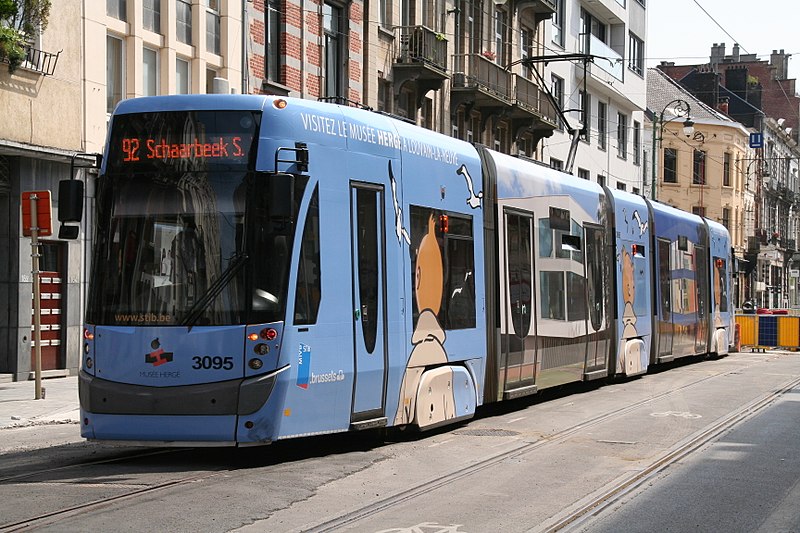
[650,411,702,419]
[427,439,452,448]
[506,417,526,424]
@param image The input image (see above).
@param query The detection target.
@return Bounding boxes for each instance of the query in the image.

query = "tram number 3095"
[192,356,235,370]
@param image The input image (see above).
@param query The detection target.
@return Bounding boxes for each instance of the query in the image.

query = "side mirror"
[268,173,294,219]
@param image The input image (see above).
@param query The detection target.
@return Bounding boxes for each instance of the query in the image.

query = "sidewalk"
[0,376,80,429]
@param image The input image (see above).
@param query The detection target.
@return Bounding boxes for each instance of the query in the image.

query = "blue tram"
[76,96,731,445]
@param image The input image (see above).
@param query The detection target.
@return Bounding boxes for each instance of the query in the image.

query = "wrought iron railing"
[394,25,448,73]
[451,53,511,101]
[513,74,557,124]
[4,45,62,76]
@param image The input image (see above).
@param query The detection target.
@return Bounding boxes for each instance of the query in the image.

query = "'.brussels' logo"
[145,338,174,367]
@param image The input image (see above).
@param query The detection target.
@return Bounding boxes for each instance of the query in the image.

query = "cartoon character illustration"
[388,161,411,245]
[632,210,648,236]
[457,164,483,209]
[619,245,645,375]
[394,214,455,425]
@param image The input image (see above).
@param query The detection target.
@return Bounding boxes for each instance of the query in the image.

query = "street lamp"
[651,99,697,200]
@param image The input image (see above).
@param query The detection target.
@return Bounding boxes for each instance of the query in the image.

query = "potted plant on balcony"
[482,50,496,61]
[0,0,51,74]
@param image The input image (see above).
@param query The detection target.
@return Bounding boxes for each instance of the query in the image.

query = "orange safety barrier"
[777,316,800,350]
[736,315,758,347]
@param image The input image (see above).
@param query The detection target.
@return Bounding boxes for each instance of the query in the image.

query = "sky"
[646,0,799,83]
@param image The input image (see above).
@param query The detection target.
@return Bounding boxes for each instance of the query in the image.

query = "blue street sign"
[750,132,764,148]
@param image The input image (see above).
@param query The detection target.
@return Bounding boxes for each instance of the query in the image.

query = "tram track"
[542,373,800,533]
[303,360,774,533]
[0,357,789,532]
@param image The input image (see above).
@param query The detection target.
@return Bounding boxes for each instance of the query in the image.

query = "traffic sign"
[750,132,764,148]
[21,190,53,237]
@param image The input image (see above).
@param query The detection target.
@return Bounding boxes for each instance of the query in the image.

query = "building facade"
[0,0,246,381]
[541,0,647,192]
[1,2,84,380]
[647,68,753,307]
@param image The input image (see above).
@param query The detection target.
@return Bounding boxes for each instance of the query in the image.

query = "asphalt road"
[0,350,798,533]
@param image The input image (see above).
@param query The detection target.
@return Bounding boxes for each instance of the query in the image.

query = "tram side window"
[540,271,565,320]
[294,185,321,325]
[566,272,587,321]
[714,259,729,312]
[657,238,671,319]
[409,206,476,330]
[585,226,605,331]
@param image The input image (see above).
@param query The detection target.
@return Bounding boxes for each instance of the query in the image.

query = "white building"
[540,0,647,192]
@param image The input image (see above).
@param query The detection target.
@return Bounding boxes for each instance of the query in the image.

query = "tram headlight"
[85,356,93,369]
[248,358,263,370]
[254,343,269,356]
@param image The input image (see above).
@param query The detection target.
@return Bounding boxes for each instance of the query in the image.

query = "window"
[267,0,281,82]
[722,207,731,230]
[617,182,627,191]
[206,68,218,94]
[378,78,391,112]
[551,0,564,47]
[723,152,731,186]
[692,206,706,217]
[579,91,590,142]
[664,147,677,183]
[177,0,192,45]
[107,0,126,21]
[294,186,321,325]
[628,32,644,76]
[176,58,190,94]
[597,174,605,187]
[693,149,706,185]
[550,158,563,171]
[106,35,124,113]
[633,187,640,194]
[206,0,220,55]
[580,8,607,53]
[617,112,627,159]
[551,75,564,130]
[597,101,607,150]
[520,26,533,78]
[323,2,344,98]
[143,48,158,96]
[409,207,476,330]
[540,271,565,320]
[494,8,506,66]
[379,0,390,27]
[578,168,590,180]
[144,0,161,33]
[633,120,641,165]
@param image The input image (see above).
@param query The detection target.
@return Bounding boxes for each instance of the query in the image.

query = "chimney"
[770,49,789,80]
[732,43,740,62]
[718,96,730,115]
[710,43,725,72]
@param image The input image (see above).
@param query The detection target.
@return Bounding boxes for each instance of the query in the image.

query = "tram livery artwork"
[75,96,732,445]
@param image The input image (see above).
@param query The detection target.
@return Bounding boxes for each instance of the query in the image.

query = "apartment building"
[0,1,245,380]
[254,0,560,156]
[647,68,753,306]
[541,0,647,192]
[0,2,85,380]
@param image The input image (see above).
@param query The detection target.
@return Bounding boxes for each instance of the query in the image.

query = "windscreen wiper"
[179,252,249,329]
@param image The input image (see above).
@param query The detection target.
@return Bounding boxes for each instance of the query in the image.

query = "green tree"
[0,0,51,73]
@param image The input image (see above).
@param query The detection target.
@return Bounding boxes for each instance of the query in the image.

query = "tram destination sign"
[107,110,260,172]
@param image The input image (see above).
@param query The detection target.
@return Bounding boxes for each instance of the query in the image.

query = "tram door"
[350,183,388,421]
[502,210,536,393]
[584,225,609,372]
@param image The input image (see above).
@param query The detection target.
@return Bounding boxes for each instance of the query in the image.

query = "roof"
[646,68,733,123]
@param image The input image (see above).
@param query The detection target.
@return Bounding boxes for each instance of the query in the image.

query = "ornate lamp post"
[651,99,697,200]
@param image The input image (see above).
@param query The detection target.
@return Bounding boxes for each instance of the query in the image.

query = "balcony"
[509,74,558,142]
[392,25,449,105]
[451,53,512,114]
[0,44,60,76]
[586,35,623,82]
[516,0,557,24]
